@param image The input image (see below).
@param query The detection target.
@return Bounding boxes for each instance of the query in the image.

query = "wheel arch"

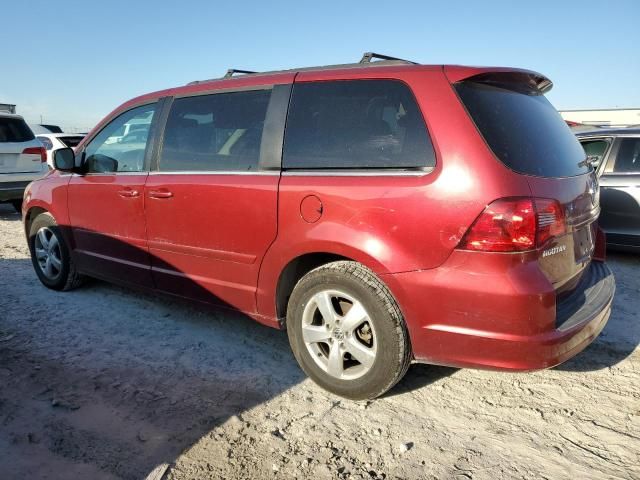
[257,240,393,325]
[274,252,350,323]
[24,206,48,238]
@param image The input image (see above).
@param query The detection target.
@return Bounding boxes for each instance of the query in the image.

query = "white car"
[0,113,49,212]
[36,133,85,168]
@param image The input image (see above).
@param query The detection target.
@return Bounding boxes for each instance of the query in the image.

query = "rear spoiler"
[444,66,553,94]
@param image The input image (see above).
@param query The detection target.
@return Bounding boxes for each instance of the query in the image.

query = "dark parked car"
[22,53,614,399]
[577,127,640,251]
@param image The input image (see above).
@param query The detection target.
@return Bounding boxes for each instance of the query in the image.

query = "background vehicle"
[36,133,85,168]
[577,127,640,251]
[103,115,153,145]
[23,54,614,399]
[0,113,47,212]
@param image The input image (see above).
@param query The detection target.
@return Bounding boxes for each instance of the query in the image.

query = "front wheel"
[287,261,411,400]
[28,213,83,291]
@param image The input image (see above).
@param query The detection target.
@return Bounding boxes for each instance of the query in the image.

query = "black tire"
[28,212,83,291]
[287,261,411,400]
[11,199,22,213]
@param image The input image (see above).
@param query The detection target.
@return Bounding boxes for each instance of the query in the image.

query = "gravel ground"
[0,203,638,480]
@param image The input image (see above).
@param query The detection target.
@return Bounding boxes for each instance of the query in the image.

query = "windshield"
[455,80,589,177]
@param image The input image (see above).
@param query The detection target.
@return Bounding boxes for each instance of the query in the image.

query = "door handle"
[148,189,173,199]
[117,189,140,198]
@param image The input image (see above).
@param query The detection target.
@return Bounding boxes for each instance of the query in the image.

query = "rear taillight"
[22,146,47,163]
[458,197,566,252]
[535,198,566,246]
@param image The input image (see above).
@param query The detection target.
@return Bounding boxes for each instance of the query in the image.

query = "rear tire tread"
[288,261,411,399]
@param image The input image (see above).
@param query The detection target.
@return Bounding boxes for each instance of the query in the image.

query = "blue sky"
[2,0,639,131]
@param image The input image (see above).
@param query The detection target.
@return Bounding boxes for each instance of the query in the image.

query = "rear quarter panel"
[256,67,532,320]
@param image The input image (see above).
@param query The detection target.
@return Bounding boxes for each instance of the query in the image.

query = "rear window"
[455,80,589,177]
[283,80,435,170]
[59,136,84,148]
[0,117,35,143]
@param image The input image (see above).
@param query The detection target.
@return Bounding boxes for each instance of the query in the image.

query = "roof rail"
[359,52,416,64]
[187,54,417,86]
[223,68,258,79]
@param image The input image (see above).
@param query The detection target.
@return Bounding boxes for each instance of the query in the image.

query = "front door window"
[84,104,156,173]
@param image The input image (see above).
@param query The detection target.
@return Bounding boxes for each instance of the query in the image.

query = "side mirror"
[53,148,75,171]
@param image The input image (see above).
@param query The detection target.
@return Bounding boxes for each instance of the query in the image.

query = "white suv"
[36,133,85,169]
[0,113,48,212]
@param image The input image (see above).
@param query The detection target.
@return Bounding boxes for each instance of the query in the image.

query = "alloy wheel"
[34,227,63,281]
[301,289,377,380]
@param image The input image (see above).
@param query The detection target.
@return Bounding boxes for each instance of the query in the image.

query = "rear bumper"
[0,180,31,201]
[384,252,615,371]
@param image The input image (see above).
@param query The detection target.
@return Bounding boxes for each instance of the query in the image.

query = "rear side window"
[160,89,271,172]
[283,80,435,170]
[613,138,640,173]
[455,80,589,177]
[0,117,35,142]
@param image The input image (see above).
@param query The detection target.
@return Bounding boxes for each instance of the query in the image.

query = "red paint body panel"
[23,63,614,372]
[144,173,279,313]
[22,170,71,234]
[67,173,152,287]
[382,250,611,369]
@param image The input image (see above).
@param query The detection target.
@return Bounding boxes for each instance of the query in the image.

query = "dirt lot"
[0,204,638,480]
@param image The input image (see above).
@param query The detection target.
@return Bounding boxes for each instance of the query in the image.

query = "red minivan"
[22,53,615,399]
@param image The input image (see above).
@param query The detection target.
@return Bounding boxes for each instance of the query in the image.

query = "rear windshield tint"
[455,81,589,177]
[0,117,35,143]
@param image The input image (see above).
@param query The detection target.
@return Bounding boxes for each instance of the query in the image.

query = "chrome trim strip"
[76,172,149,176]
[601,171,640,176]
[281,168,434,177]
[578,134,640,139]
[148,171,280,176]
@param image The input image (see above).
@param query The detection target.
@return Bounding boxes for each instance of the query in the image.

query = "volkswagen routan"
[22,53,615,399]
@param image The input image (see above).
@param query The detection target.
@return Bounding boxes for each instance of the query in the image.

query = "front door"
[144,87,281,313]
[67,103,158,286]
[599,136,640,247]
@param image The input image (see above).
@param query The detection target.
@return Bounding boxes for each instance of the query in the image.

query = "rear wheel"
[287,261,411,400]
[28,213,83,291]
